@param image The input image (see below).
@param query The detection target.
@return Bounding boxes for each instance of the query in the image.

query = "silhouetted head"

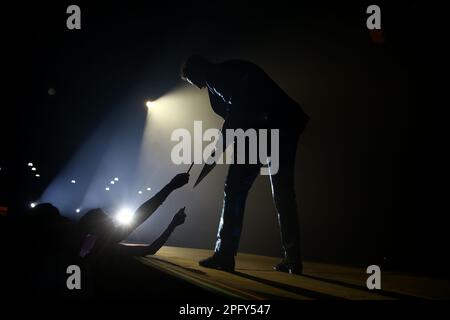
[31,203,61,220]
[24,203,66,252]
[78,208,114,240]
[180,55,211,89]
[25,203,63,233]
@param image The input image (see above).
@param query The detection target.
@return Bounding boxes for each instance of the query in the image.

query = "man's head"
[78,208,114,240]
[22,203,68,253]
[30,203,61,220]
[180,55,211,89]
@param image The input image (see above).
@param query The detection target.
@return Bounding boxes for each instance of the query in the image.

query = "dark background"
[1,1,448,274]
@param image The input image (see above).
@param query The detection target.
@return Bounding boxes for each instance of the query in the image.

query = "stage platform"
[137,246,450,300]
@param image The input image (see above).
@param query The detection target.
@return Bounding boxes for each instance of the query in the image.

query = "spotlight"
[35,174,40,178]
[114,177,119,181]
[28,162,33,167]
[115,207,134,225]
[71,180,76,184]
[138,190,143,194]
[146,187,151,191]
[76,208,81,213]
[145,100,154,109]
[31,167,37,171]
[110,181,115,185]
[30,202,36,208]
[105,187,110,191]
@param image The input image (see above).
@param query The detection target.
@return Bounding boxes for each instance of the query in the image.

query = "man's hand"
[170,207,186,227]
[169,172,190,189]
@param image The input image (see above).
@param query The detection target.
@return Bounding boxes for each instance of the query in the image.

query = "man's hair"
[78,208,112,237]
[180,55,210,80]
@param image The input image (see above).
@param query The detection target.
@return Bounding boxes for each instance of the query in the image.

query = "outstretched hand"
[171,207,186,227]
[169,172,190,189]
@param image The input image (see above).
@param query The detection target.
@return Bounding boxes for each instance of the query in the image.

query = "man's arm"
[116,208,186,256]
[134,174,188,225]
[117,173,189,240]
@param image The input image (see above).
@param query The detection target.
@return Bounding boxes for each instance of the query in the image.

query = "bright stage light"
[30,202,36,208]
[76,208,81,213]
[35,174,40,178]
[105,187,110,191]
[146,187,151,191]
[28,162,33,167]
[138,190,143,194]
[145,100,154,109]
[71,180,76,184]
[115,207,134,225]
[114,177,119,181]
[140,86,204,126]
[31,167,37,171]
[110,181,115,184]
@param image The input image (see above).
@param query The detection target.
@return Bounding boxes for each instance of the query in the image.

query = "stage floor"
[137,246,450,300]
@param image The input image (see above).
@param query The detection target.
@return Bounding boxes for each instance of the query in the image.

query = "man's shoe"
[274,260,303,275]
[199,254,235,272]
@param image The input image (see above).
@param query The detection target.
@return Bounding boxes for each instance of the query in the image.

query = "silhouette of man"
[181,56,309,274]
